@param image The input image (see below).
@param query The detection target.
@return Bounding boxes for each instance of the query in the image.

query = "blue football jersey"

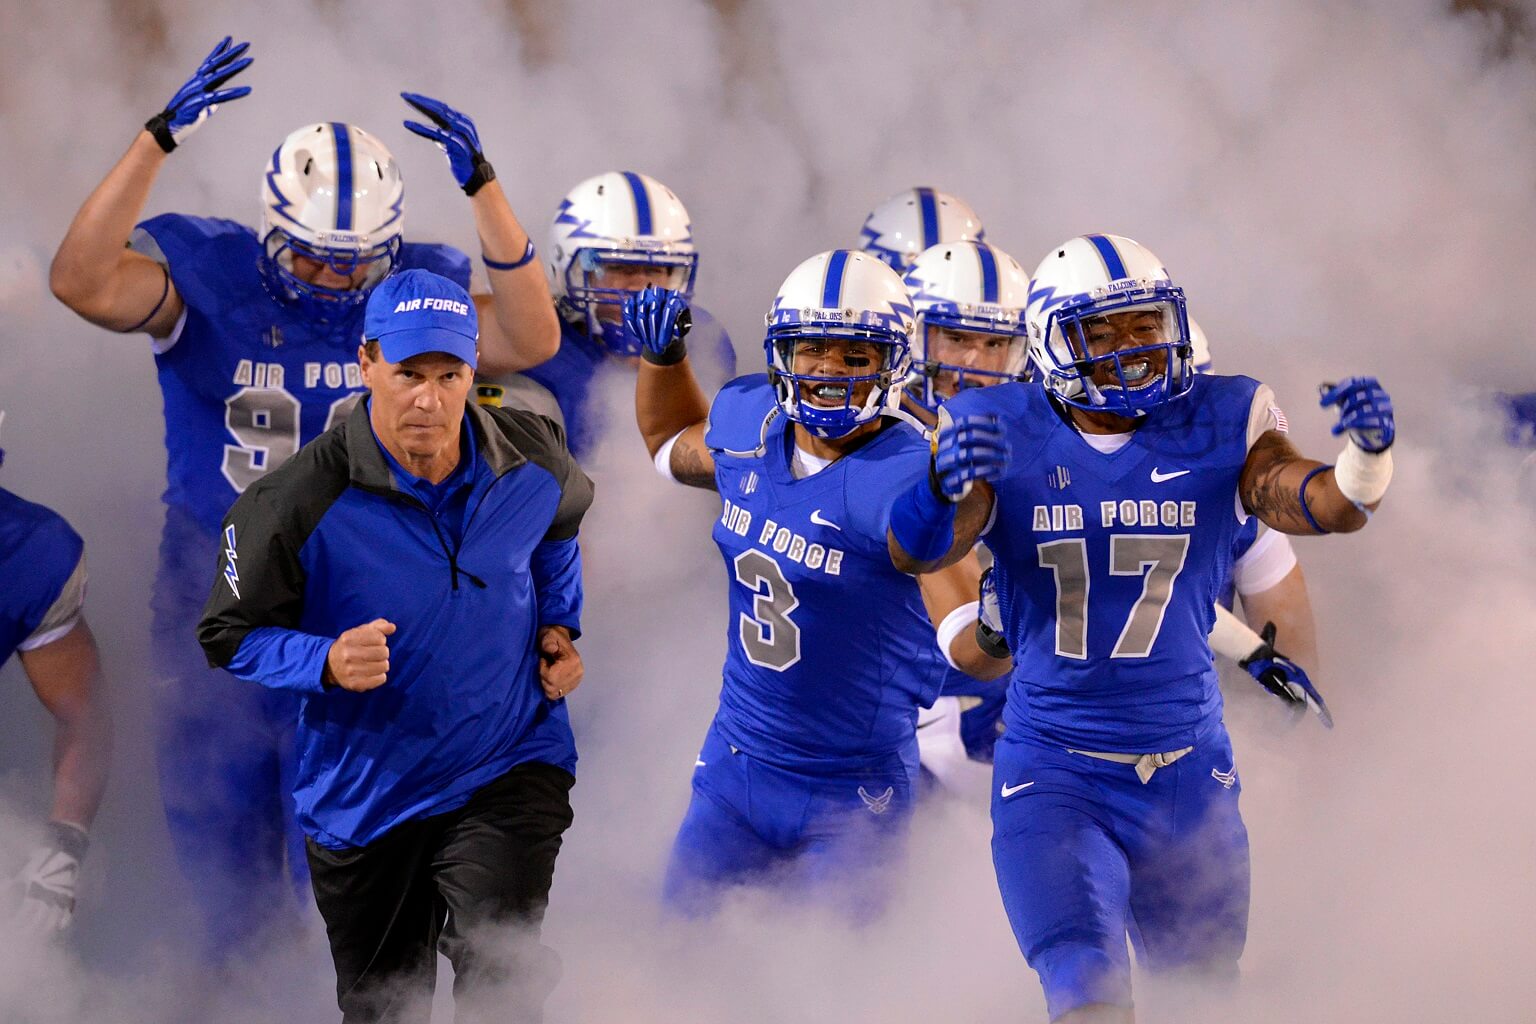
[0,487,85,664]
[948,373,1275,751]
[1217,516,1262,610]
[522,307,735,460]
[704,376,945,771]
[134,213,471,532]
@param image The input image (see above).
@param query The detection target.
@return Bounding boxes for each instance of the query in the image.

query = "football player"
[0,416,112,936]
[858,187,986,275]
[499,171,736,459]
[627,251,943,918]
[899,240,1032,797]
[47,38,557,963]
[951,316,1330,733]
[888,234,1394,1022]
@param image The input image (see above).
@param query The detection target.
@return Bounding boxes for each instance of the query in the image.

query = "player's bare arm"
[1239,430,1367,534]
[628,286,718,490]
[921,553,1011,681]
[17,620,111,830]
[400,93,560,374]
[1237,563,1318,678]
[1241,376,1395,535]
[468,180,561,374]
[50,133,185,336]
[50,37,252,337]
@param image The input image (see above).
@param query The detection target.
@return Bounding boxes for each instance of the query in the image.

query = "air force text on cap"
[390,297,471,317]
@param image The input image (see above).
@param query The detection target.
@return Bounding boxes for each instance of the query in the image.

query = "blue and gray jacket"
[197,399,593,849]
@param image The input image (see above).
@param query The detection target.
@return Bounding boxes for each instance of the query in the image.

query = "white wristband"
[936,601,981,672]
[1334,442,1393,505]
[653,430,685,481]
[1209,603,1264,663]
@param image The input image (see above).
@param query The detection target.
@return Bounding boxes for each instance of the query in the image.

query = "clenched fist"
[324,619,396,692]
[538,626,582,701]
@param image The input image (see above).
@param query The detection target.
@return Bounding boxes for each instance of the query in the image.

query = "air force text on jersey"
[719,497,847,577]
[1031,500,1200,533]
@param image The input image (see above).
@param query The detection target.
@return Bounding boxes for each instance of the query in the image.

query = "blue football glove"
[402,93,495,196]
[623,285,693,366]
[144,37,253,153]
[975,565,1011,660]
[932,408,1010,501]
[1320,376,1394,453]
[1239,622,1334,728]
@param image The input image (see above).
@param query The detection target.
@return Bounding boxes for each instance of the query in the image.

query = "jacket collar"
[345,397,527,493]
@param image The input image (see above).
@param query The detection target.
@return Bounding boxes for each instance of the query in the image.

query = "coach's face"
[359,346,475,468]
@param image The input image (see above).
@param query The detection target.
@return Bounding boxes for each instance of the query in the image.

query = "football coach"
[198,268,593,1023]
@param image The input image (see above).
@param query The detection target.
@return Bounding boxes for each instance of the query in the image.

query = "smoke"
[2,0,1534,1020]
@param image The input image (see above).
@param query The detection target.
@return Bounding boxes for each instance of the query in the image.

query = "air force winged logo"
[222,524,241,599]
[857,786,895,815]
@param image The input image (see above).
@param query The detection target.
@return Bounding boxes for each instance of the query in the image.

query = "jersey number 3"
[221,388,360,492]
[733,550,802,671]
[1038,535,1190,660]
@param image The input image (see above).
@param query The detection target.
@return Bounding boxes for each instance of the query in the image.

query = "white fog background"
[1,0,1534,1021]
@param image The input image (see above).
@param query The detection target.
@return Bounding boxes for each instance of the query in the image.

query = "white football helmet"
[259,123,404,314]
[548,171,697,355]
[764,249,914,438]
[1025,234,1193,416]
[1189,317,1212,373]
[903,241,1031,411]
[858,188,985,274]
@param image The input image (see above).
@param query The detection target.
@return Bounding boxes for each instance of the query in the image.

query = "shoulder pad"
[132,214,260,314]
[704,374,778,454]
[399,243,472,289]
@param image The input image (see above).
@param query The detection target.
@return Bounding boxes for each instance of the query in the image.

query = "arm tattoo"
[669,437,719,491]
[1239,430,1327,532]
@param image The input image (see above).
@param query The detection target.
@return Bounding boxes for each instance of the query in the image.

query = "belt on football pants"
[1065,746,1195,784]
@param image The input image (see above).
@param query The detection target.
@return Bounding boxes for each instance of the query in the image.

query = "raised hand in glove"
[623,285,692,365]
[401,92,496,196]
[145,37,253,153]
[932,407,1010,502]
[1320,376,1394,453]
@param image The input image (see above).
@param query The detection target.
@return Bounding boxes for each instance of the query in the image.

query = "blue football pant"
[990,726,1250,1020]
[153,506,310,963]
[662,722,914,921]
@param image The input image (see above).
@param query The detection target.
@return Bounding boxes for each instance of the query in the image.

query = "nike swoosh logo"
[694,759,707,767]
[1150,468,1191,483]
[1000,781,1035,797]
[809,509,841,530]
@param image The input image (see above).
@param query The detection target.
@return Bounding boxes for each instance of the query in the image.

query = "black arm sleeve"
[196,434,349,668]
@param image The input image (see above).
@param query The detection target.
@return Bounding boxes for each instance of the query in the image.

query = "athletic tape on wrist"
[1334,441,1392,505]
[1209,605,1264,663]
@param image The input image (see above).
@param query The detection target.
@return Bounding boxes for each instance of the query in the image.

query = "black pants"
[306,762,575,1024]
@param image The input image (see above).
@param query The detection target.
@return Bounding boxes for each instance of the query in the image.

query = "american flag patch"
[1271,406,1289,433]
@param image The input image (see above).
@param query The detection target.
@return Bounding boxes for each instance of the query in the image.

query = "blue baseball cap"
[363,269,479,368]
